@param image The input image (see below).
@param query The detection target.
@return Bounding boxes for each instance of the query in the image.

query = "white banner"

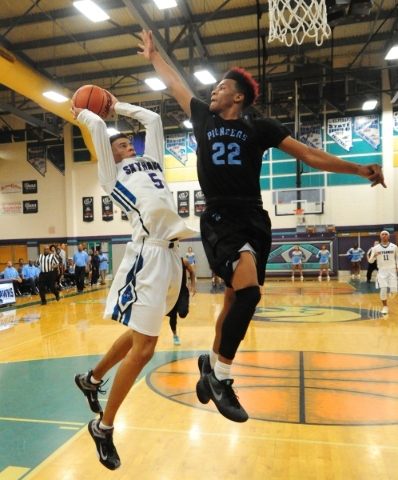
[0,282,16,307]
[300,121,323,150]
[394,112,398,133]
[0,182,22,194]
[354,115,380,150]
[0,201,22,215]
[327,117,352,152]
[165,133,187,165]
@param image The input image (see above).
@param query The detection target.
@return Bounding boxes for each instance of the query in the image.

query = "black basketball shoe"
[74,370,107,415]
[88,419,121,470]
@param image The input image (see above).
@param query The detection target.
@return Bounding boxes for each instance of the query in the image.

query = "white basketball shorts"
[105,239,182,337]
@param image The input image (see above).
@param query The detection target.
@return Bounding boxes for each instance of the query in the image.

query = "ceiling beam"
[0,100,60,137]
[121,0,200,96]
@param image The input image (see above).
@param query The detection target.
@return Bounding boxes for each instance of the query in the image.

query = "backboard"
[273,187,324,216]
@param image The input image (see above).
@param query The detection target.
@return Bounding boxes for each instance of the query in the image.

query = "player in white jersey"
[368,231,398,315]
[291,245,304,281]
[71,94,195,470]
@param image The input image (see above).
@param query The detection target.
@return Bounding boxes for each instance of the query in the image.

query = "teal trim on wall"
[260,163,270,175]
[272,161,296,175]
[301,174,325,187]
[272,175,297,189]
[327,173,371,186]
[260,177,270,190]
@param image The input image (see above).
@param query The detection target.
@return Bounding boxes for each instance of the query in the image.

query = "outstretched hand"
[137,29,156,60]
[358,163,386,188]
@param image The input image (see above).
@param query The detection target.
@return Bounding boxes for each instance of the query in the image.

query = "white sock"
[90,374,101,384]
[99,421,113,430]
[210,350,218,369]
[214,360,232,381]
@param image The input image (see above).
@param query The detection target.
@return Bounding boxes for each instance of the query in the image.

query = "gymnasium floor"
[1,277,398,480]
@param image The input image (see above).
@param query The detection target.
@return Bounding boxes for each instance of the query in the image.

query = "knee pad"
[380,287,387,301]
[219,286,261,360]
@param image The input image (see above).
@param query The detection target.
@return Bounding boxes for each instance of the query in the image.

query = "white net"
[294,209,306,225]
[268,0,331,47]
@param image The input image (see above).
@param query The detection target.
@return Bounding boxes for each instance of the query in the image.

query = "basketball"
[72,85,111,119]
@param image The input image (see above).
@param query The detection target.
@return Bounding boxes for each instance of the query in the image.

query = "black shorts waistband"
[206,196,263,208]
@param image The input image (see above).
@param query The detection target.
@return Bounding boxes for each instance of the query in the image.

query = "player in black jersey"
[138,29,386,423]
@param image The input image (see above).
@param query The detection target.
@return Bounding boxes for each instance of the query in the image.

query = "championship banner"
[194,190,206,217]
[0,283,16,308]
[300,121,323,150]
[166,133,187,165]
[22,180,37,194]
[354,115,380,150]
[23,200,38,214]
[47,144,65,175]
[327,117,352,152]
[0,182,22,194]
[0,201,22,215]
[82,197,94,222]
[121,211,128,221]
[140,100,162,115]
[102,196,114,222]
[188,132,197,153]
[177,191,189,218]
[27,145,46,177]
[394,112,398,133]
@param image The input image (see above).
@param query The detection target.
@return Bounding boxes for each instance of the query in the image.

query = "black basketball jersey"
[190,98,291,199]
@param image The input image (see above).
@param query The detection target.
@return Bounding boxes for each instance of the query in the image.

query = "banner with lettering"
[0,201,22,215]
[194,190,206,217]
[166,133,187,165]
[102,196,114,222]
[327,117,352,152]
[27,145,46,176]
[23,200,38,214]
[177,190,189,218]
[47,144,65,175]
[354,115,380,150]
[0,282,16,307]
[300,121,323,150]
[0,182,22,194]
[22,180,37,194]
[394,112,398,133]
[188,132,197,153]
[82,197,94,222]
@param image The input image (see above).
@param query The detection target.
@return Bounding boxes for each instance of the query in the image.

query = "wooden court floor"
[1,277,398,480]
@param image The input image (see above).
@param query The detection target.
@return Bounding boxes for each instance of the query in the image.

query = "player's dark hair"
[223,67,259,109]
[109,133,129,146]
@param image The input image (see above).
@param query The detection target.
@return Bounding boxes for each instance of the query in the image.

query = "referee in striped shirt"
[37,245,60,305]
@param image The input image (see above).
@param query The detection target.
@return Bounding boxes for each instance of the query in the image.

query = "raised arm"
[138,30,194,117]
[278,136,386,188]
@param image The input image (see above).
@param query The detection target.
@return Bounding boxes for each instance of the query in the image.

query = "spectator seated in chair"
[2,261,23,296]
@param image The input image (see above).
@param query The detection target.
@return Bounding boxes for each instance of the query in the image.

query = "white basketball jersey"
[370,242,398,270]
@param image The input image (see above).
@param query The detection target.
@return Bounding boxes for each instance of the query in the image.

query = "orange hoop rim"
[293,209,305,215]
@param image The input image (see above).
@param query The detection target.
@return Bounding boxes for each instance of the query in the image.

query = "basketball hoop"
[268,0,331,47]
[293,208,305,225]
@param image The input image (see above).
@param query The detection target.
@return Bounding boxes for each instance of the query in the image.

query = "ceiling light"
[73,1,110,22]
[385,45,398,60]
[194,70,217,85]
[43,91,69,102]
[107,127,120,135]
[183,120,193,129]
[144,78,167,90]
[153,0,177,9]
[362,99,377,110]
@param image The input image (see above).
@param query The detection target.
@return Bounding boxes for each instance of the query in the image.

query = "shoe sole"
[196,378,211,404]
[74,374,103,414]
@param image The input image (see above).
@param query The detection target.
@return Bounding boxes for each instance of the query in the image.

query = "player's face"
[380,232,389,243]
[111,138,136,163]
[210,79,243,114]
